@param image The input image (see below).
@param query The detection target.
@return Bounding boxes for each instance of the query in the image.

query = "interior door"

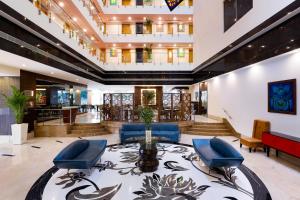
[189,24,193,34]
[122,0,131,6]
[167,23,173,34]
[122,49,131,63]
[122,24,131,34]
[136,0,143,6]
[189,49,193,63]
[136,48,143,63]
[167,49,173,63]
[136,23,143,34]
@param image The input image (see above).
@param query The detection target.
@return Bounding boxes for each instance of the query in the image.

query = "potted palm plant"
[2,86,29,144]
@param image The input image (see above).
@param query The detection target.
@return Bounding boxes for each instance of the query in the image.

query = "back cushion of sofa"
[151,123,178,131]
[60,140,90,159]
[122,124,145,131]
[210,138,241,158]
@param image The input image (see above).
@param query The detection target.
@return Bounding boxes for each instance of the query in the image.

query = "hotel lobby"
[0,0,300,200]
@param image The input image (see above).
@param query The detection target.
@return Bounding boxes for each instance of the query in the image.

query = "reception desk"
[62,106,78,124]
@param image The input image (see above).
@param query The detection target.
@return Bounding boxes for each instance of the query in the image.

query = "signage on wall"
[165,0,184,11]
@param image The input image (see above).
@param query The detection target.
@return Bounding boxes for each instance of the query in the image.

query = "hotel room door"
[122,49,131,63]
[168,49,173,63]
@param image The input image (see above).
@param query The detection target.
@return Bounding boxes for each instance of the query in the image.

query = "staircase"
[68,123,110,137]
[185,122,233,136]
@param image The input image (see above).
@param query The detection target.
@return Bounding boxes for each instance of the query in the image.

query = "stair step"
[72,126,104,130]
[70,129,107,134]
[193,124,227,128]
[188,127,231,132]
[185,131,233,136]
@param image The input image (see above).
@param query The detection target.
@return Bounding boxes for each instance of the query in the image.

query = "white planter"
[11,123,28,145]
[145,130,152,144]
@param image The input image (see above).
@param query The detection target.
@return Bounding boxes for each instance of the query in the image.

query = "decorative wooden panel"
[181,93,192,121]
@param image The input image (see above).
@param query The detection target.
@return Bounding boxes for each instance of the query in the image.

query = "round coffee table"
[27,142,271,200]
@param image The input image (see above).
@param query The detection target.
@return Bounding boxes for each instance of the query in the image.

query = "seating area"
[53,139,107,170]
[193,138,244,168]
[119,123,180,143]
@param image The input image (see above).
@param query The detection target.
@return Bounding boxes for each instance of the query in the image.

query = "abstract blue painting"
[268,79,297,115]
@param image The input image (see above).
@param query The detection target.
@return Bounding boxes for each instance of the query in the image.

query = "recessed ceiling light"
[143,17,146,20]
[128,43,132,47]
[91,36,95,40]
[112,16,117,21]
[52,16,56,20]
[286,46,290,49]
[189,44,192,47]
[247,44,252,48]
[37,44,40,47]
[22,64,26,67]
[58,2,64,7]
[261,45,266,48]
[290,39,294,42]
[143,44,146,47]
[188,17,192,21]
[83,28,87,32]
[173,17,177,20]
[173,44,177,47]
[50,72,54,75]
[158,17,162,20]
[158,44,162,47]
[73,17,77,22]
[56,43,60,46]
[113,43,116,47]
[128,16,132,20]
[20,45,24,48]
[90,6,95,10]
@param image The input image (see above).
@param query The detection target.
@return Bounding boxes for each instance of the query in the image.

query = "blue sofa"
[119,123,180,143]
[53,139,107,169]
[193,138,244,168]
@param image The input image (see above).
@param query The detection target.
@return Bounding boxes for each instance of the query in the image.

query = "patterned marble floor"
[0,134,300,200]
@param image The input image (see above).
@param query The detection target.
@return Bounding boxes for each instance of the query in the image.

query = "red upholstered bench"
[262,132,300,158]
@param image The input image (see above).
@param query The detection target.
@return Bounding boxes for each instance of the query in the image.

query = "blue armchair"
[53,139,107,169]
[193,138,244,168]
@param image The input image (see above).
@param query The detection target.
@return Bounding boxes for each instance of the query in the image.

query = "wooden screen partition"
[103,93,134,121]
[103,91,192,122]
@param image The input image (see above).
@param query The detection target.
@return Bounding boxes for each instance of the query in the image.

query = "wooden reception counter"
[62,106,78,124]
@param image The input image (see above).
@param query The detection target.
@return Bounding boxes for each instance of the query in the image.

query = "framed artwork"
[141,89,156,105]
[268,79,297,115]
[110,48,117,57]
[178,24,185,32]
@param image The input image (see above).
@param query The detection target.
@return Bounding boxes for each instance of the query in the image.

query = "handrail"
[223,108,233,120]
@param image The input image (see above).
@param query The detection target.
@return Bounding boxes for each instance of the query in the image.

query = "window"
[178,24,185,32]
[110,0,117,5]
[224,0,253,31]
[177,48,185,57]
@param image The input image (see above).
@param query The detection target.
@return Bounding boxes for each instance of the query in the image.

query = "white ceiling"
[0,50,103,90]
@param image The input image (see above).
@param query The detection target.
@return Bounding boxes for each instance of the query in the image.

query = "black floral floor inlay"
[31,145,41,149]
[1,153,15,157]
[56,140,63,143]
[26,142,271,200]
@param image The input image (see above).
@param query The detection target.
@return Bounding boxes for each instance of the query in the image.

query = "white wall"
[207,50,300,138]
[194,0,295,66]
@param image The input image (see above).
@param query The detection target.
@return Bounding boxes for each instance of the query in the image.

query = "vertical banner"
[165,0,184,11]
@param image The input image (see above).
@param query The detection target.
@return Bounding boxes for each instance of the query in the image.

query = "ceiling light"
[90,6,95,10]
[76,79,79,81]
[158,44,162,47]
[173,44,177,47]
[143,44,146,47]
[83,28,87,32]
[91,36,95,40]
[189,44,192,47]
[247,44,252,48]
[286,46,290,49]
[52,16,56,20]
[58,2,64,7]
[173,17,177,20]
[113,43,116,47]
[128,16,132,20]
[112,16,117,21]
[261,45,266,48]
[50,72,54,75]
[188,17,192,21]
[22,64,26,67]
[36,44,40,47]
[56,43,60,46]
[143,17,146,21]
[20,45,24,48]
[290,39,294,42]
[128,43,132,47]
[73,17,77,22]
[158,17,162,20]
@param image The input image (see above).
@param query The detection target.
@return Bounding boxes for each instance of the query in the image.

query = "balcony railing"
[101,0,193,8]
